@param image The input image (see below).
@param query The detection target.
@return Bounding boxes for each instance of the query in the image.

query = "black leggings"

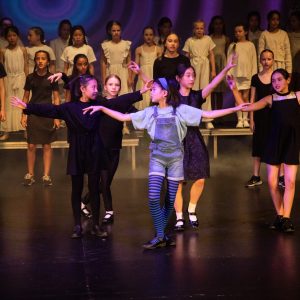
[71,173,100,226]
[100,149,120,211]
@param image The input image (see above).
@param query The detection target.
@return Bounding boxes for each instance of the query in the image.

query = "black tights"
[71,173,100,226]
[100,149,120,211]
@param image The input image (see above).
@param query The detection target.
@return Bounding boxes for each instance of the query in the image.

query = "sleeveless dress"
[251,74,272,157]
[135,46,158,110]
[101,40,132,95]
[262,92,300,165]
[1,47,26,132]
[180,91,210,180]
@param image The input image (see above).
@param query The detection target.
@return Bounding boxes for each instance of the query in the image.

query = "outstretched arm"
[83,105,132,122]
[128,61,151,84]
[202,53,237,99]
[202,102,249,119]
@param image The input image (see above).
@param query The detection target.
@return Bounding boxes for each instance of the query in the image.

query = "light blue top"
[130,104,202,142]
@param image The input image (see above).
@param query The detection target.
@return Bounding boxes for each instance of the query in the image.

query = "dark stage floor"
[0,132,300,299]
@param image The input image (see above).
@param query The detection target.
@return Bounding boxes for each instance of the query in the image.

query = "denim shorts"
[149,151,184,181]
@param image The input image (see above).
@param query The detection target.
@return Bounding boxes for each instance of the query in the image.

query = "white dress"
[211,35,227,93]
[183,36,215,112]
[50,37,69,72]
[258,29,292,73]
[61,44,96,75]
[1,47,26,132]
[101,40,132,95]
[135,46,158,110]
[227,41,257,90]
[26,44,56,74]
[288,31,300,73]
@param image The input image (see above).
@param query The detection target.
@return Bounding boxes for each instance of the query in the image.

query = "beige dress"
[101,40,132,95]
[288,31,300,73]
[211,35,227,92]
[1,47,26,132]
[183,36,215,113]
[227,41,257,90]
[258,29,292,73]
[135,46,158,110]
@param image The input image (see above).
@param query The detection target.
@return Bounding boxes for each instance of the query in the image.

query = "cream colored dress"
[288,31,300,73]
[1,47,26,132]
[183,36,215,113]
[101,40,132,95]
[227,41,257,90]
[258,29,292,73]
[211,35,227,92]
[135,46,158,110]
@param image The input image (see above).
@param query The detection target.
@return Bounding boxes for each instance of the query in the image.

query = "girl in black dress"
[230,69,300,233]
[174,55,237,231]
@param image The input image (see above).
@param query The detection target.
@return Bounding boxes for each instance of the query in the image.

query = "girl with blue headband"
[83,77,247,249]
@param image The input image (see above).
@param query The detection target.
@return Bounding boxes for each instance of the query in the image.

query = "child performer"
[135,26,162,110]
[21,50,60,186]
[0,62,6,122]
[258,10,292,74]
[245,49,274,187]
[183,20,216,129]
[26,27,56,74]
[0,25,28,141]
[154,17,173,50]
[83,78,247,249]
[227,23,257,128]
[229,69,300,233]
[61,25,96,76]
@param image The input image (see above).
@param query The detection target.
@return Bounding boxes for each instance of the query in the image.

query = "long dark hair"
[69,25,87,46]
[33,50,50,72]
[208,15,227,35]
[271,68,290,93]
[154,77,180,108]
[72,53,90,76]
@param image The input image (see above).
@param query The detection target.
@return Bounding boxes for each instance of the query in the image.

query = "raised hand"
[140,80,153,94]
[82,106,103,115]
[128,61,140,74]
[226,53,238,70]
[48,72,63,83]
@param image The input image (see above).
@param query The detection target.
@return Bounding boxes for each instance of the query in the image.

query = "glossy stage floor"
[0,131,300,299]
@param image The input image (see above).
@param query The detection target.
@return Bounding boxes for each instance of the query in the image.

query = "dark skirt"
[183,127,210,180]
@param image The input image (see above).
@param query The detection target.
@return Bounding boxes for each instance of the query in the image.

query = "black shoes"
[245,175,263,187]
[269,215,295,233]
[71,225,82,239]
[164,235,176,246]
[91,225,108,238]
[81,204,92,219]
[102,212,114,224]
[142,237,166,250]
[174,219,185,231]
[188,212,199,228]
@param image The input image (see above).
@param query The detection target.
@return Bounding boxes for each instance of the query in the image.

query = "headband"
[157,78,168,90]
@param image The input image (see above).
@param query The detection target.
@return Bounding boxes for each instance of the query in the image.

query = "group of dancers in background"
[0,9,300,249]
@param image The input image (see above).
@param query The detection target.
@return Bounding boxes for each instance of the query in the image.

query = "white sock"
[104,211,113,218]
[176,212,183,220]
[188,203,197,222]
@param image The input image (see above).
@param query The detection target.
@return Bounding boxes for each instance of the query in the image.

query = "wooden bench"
[0,138,140,170]
[200,128,252,159]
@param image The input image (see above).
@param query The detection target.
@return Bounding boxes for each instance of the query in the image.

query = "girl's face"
[271,72,289,93]
[212,18,224,34]
[269,14,280,31]
[143,28,154,44]
[150,82,167,103]
[248,16,259,31]
[35,52,49,70]
[60,23,71,40]
[82,79,98,100]
[160,22,171,37]
[164,34,179,53]
[234,26,247,41]
[111,24,121,41]
[104,77,121,98]
[194,22,205,38]
[75,58,89,75]
[260,51,274,70]
[72,29,84,46]
[27,30,40,45]
[290,15,300,31]
[6,31,18,46]
[178,68,195,89]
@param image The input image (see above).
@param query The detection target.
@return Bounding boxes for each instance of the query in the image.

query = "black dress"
[153,55,190,80]
[180,90,210,180]
[251,74,272,157]
[0,62,6,77]
[24,72,59,144]
[262,92,300,165]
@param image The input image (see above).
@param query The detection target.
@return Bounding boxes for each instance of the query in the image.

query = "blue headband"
[157,78,168,90]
